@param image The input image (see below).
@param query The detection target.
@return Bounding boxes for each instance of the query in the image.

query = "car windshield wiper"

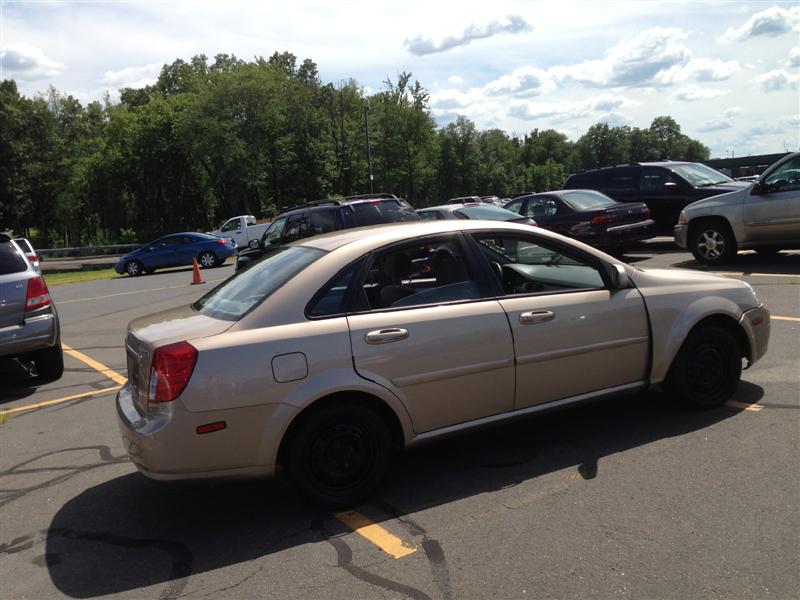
[699,180,730,187]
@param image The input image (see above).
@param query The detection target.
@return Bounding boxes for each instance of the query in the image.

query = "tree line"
[0,52,710,247]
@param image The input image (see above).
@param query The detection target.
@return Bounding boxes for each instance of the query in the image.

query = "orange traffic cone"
[191,258,206,285]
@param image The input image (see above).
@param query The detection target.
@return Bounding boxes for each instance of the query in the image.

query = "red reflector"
[25,277,51,312]
[149,341,198,403]
[197,421,226,434]
[751,316,763,326]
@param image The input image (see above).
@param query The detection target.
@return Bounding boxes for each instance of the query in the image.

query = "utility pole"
[364,104,374,194]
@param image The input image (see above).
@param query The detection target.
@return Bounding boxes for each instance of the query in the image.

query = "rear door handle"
[365,328,409,344]
[519,310,555,325]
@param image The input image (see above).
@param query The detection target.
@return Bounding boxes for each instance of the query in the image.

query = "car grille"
[125,332,151,413]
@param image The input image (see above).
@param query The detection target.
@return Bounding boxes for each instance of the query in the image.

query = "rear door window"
[604,169,637,191]
[0,240,28,274]
[309,209,338,235]
[341,200,420,227]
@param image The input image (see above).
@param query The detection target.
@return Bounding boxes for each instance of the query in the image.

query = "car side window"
[283,212,310,243]
[307,259,367,318]
[525,197,558,218]
[640,169,670,191]
[763,157,800,194]
[262,216,288,246]
[418,211,440,221]
[360,237,481,310]
[309,209,337,235]
[221,219,239,232]
[504,198,523,213]
[471,233,605,295]
[604,169,637,191]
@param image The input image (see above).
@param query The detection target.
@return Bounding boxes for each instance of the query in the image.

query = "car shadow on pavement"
[44,383,763,598]
[0,359,40,402]
[671,252,800,275]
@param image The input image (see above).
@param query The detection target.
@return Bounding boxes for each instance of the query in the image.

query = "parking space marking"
[0,385,122,416]
[772,316,800,322]
[725,400,764,412]
[61,343,128,385]
[334,510,417,559]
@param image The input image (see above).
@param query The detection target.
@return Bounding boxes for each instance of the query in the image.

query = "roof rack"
[278,199,343,214]
[342,193,398,201]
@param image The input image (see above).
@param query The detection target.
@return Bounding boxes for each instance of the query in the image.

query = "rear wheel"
[690,221,737,265]
[665,325,742,409]
[286,403,393,508]
[125,260,144,277]
[198,251,217,269]
[34,344,64,381]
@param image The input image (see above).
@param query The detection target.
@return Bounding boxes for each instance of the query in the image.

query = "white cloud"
[753,69,800,92]
[697,119,732,132]
[720,5,800,42]
[447,75,463,86]
[789,47,800,68]
[405,14,532,55]
[483,66,556,96]
[672,85,729,101]
[102,62,163,89]
[508,93,639,122]
[0,43,65,80]
[723,106,742,118]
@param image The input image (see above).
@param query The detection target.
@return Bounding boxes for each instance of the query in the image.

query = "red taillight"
[148,341,198,403]
[216,239,227,246]
[643,207,652,218]
[25,277,51,312]
[591,214,623,225]
[27,253,39,262]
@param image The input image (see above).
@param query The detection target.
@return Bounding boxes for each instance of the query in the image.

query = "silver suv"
[0,234,63,380]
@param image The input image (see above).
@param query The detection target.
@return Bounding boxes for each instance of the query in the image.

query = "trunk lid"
[602,202,651,225]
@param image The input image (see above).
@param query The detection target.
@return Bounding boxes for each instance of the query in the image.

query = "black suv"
[563,162,750,232]
[235,194,420,271]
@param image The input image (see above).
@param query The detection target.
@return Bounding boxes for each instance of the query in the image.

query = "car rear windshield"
[669,164,733,187]
[0,241,28,274]
[13,238,34,254]
[560,190,617,210]
[192,246,325,320]
[456,205,523,221]
[340,200,420,228]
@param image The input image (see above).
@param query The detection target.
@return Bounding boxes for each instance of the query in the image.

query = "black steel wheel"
[666,325,742,408]
[286,403,392,508]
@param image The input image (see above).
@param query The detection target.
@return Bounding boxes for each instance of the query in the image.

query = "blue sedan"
[115,233,237,277]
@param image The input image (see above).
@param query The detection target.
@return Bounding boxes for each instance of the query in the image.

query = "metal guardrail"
[37,244,143,259]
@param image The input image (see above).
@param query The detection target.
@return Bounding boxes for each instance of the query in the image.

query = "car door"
[468,231,650,409]
[744,155,800,242]
[220,218,243,245]
[637,168,689,231]
[346,234,515,433]
[142,236,178,269]
[524,196,565,233]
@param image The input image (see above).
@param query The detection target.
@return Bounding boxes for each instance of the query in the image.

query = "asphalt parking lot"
[1,242,798,599]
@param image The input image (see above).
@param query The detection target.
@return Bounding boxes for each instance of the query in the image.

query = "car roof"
[419,204,480,212]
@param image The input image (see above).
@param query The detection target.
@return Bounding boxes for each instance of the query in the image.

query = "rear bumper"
[595,219,656,247]
[116,384,278,480]
[739,305,770,367]
[0,312,59,358]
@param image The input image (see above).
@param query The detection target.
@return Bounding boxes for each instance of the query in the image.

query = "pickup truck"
[208,215,270,248]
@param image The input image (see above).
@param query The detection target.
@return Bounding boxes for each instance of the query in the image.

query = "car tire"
[690,221,737,265]
[125,260,144,277]
[198,251,217,269]
[34,344,64,381]
[665,325,742,409]
[286,403,393,508]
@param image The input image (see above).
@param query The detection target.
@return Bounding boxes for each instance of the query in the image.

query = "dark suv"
[235,194,420,271]
[563,162,750,232]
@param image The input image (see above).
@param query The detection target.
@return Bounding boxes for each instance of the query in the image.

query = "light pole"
[364,104,374,194]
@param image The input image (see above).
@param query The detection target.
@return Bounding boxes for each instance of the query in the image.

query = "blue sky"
[1,0,798,158]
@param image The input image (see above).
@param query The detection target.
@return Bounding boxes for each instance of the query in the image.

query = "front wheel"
[690,222,737,265]
[125,260,144,277]
[286,403,393,508]
[198,251,217,269]
[665,325,742,409]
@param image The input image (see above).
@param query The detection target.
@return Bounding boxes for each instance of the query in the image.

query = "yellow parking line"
[334,510,417,559]
[0,385,122,416]
[725,400,764,412]
[773,316,800,322]
[61,343,128,385]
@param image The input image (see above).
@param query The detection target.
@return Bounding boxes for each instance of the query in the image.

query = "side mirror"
[249,239,260,249]
[609,263,630,289]
[663,181,679,193]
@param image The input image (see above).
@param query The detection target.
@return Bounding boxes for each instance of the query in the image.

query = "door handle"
[519,310,555,325]
[365,328,409,344]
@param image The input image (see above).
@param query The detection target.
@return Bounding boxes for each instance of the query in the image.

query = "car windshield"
[341,200,420,227]
[456,205,524,221]
[560,191,617,210]
[669,164,733,187]
[192,246,324,320]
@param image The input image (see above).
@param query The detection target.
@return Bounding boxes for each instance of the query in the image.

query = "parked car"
[445,195,498,205]
[115,233,236,277]
[13,237,41,273]
[208,215,270,248]
[563,162,750,233]
[235,193,420,272]
[417,203,537,226]
[0,234,63,380]
[480,195,505,206]
[117,220,769,507]
[674,152,800,265]
[503,190,655,251]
